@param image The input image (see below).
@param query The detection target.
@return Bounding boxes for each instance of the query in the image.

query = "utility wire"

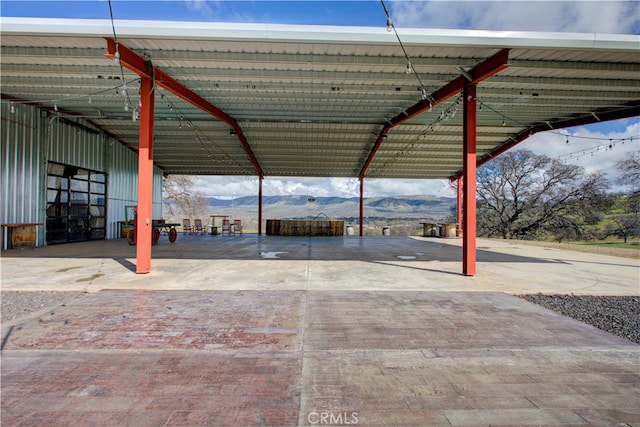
[380,0,434,103]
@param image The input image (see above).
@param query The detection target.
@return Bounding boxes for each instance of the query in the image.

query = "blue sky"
[2,0,638,198]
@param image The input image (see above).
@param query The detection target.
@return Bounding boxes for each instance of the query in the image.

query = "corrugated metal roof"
[1,18,638,179]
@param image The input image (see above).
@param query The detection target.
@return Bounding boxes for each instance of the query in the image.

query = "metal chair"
[182,218,193,235]
[221,218,231,235]
[233,219,243,235]
[193,218,204,235]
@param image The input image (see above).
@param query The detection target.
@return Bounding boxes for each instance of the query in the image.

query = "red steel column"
[258,175,263,236]
[457,177,463,235]
[359,178,364,236]
[136,76,155,274]
[462,84,477,276]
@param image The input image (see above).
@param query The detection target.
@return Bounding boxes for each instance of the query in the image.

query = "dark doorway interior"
[46,162,106,244]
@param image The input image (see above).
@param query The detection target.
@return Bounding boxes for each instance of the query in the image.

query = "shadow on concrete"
[1,235,559,266]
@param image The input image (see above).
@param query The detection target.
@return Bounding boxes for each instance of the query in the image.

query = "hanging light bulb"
[124,99,129,112]
[9,103,15,113]
[405,61,412,75]
[54,103,58,112]
[386,17,393,32]
[502,118,506,126]
[421,88,428,100]
[114,49,121,65]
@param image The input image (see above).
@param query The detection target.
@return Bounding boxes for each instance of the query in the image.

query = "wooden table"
[267,219,344,236]
[1,223,43,250]
[209,215,230,235]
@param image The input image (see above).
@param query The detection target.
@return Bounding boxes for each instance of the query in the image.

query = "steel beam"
[105,38,263,177]
[135,76,155,274]
[457,177,463,235]
[258,176,263,236]
[450,101,640,180]
[359,48,510,179]
[462,84,477,276]
[359,178,364,236]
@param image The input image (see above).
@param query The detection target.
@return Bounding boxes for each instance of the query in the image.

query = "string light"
[107,0,135,119]
[380,0,435,105]
[159,90,254,175]
[558,137,635,163]
[370,95,462,177]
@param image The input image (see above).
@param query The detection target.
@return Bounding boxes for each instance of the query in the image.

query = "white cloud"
[192,175,457,199]
[183,0,213,15]
[192,120,638,199]
[389,1,639,34]
[517,119,640,187]
[185,0,638,200]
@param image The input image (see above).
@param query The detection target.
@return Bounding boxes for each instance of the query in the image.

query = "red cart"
[126,207,179,246]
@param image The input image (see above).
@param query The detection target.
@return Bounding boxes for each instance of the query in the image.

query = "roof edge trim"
[2,17,639,50]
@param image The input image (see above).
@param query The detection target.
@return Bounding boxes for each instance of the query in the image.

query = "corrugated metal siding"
[1,102,46,246]
[105,138,164,239]
[106,139,138,239]
[48,117,104,171]
[2,103,164,244]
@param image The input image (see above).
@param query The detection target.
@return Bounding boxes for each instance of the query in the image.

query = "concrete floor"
[1,234,639,426]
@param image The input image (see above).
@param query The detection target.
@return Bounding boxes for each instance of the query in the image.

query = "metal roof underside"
[1,18,639,179]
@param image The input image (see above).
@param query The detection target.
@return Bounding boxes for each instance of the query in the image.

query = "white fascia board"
[1,17,638,51]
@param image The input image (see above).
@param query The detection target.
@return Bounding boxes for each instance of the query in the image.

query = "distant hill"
[207,195,456,221]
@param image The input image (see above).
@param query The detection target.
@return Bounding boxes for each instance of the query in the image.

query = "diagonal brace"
[105,38,263,177]
[359,48,510,179]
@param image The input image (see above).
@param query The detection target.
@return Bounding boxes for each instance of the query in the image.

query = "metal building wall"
[106,139,164,240]
[48,117,105,172]
[0,102,45,246]
[2,102,164,245]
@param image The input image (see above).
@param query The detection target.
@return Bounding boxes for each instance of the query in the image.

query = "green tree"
[606,151,640,243]
[476,149,610,240]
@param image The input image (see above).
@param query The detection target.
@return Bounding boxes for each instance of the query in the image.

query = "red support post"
[105,38,262,177]
[358,49,509,180]
[457,177,463,235]
[359,178,364,236]
[462,84,477,276]
[258,175,263,236]
[135,76,155,274]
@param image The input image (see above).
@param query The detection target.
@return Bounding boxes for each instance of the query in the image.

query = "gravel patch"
[519,294,640,344]
[1,291,81,323]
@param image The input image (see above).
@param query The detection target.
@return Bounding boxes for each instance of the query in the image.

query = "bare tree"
[476,149,610,240]
[162,175,208,220]
[616,150,640,190]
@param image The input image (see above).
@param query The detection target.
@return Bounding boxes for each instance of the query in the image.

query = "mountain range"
[207,195,456,221]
